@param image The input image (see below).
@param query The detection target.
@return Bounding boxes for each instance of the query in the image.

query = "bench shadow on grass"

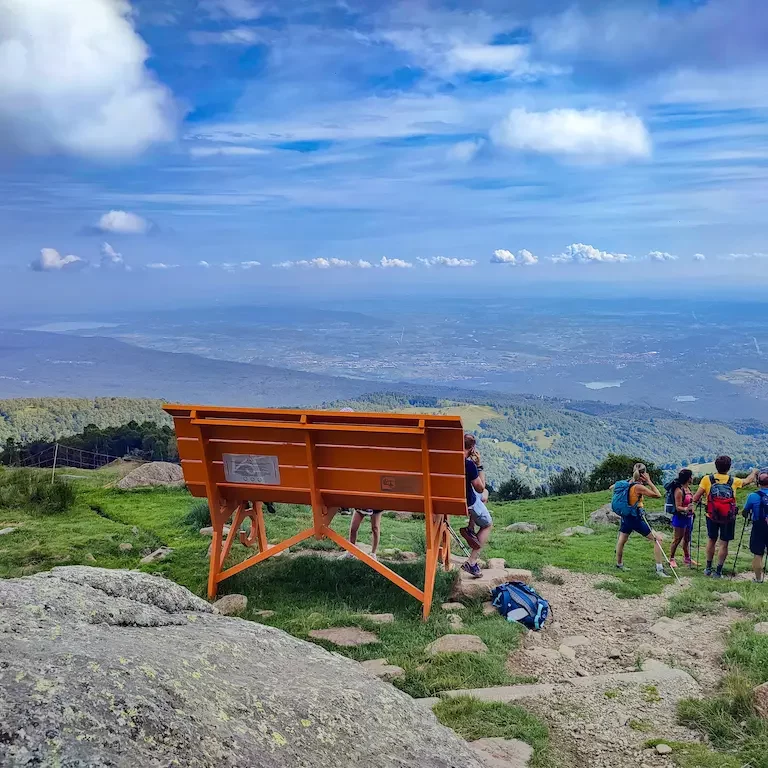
[223,554,529,698]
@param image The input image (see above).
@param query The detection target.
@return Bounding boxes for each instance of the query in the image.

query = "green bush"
[587,454,662,491]
[184,499,212,529]
[0,469,75,514]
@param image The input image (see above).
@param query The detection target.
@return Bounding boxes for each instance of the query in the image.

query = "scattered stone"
[442,602,466,612]
[84,553,97,562]
[526,648,561,663]
[471,737,533,768]
[649,617,685,642]
[309,627,380,648]
[718,591,743,603]
[448,614,464,630]
[118,542,133,552]
[655,744,673,755]
[561,635,590,648]
[116,461,184,490]
[394,512,414,521]
[200,526,231,537]
[0,526,18,536]
[645,511,674,527]
[365,613,395,624]
[561,526,594,537]
[589,504,620,526]
[608,649,622,660]
[755,623,768,635]
[360,658,405,681]
[426,634,489,656]
[213,594,248,615]
[140,547,173,565]
[482,602,497,617]
[452,568,533,600]
[488,558,506,569]
[754,681,768,718]
[505,522,538,533]
[398,551,419,561]
[559,644,576,661]
[253,610,275,619]
[575,667,590,677]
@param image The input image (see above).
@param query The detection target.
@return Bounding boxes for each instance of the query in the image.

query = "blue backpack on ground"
[490,582,550,630]
[612,480,641,518]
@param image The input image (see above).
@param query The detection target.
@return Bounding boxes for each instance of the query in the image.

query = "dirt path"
[503,567,743,767]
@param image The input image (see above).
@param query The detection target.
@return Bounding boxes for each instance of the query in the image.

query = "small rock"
[365,613,395,624]
[482,602,497,617]
[754,681,768,719]
[118,542,133,552]
[575,667,590,677]
[200,526,231,537]
[309,627,380,648]
[139,547,173,565]
[0,526,18,536]
[360,658,405,681]
[398,551,419,561]
[655,744,672,755]
[649,617,684,642]
[487,558,506,569]
[718,591,743,603]
[448,614,464,630]
[471,737,533,768]
[84,553,97,562]
[526,648,561,662]
[253,610,275,619]
[608,649,622,660]
[589,504,620,526]
[505,522,538,533]
[214,594,248,615]
[755,623,768,635]
[561,635,590,648]
[559,644,576,661]
[561,526,594,537]
[452,568,533,600]
[442,602,465,612]
[425,634,488,656]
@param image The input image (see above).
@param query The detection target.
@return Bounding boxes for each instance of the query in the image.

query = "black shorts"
[751,520,768,556]
[706,517,736,542]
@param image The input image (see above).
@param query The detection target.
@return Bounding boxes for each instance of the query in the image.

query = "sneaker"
[685,558,697,567]
[616,563,630,572]
[669,558,678,569]
[754,576,765,584]
[461,561,482,578]
[656,569,672,579]
[459,526,481,549]
[704,567,712,576]
[341,551,355,560]
[711,571,723,579]
[369,553,378,562]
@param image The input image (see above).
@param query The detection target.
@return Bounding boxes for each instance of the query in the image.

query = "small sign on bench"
[223,454,280,485]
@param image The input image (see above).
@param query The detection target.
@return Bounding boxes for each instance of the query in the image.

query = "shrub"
[184,499,212,529]
[587,454,662,491]
[493,475,533,501]
[547,466,588,496]
[0,469,75,514]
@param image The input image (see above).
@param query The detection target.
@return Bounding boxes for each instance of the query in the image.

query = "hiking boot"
[704,567,712,576]
[461,561,482,579]
[616,563,630,572]
[669,558,678,569]
[711,571,723,579]
[459,526,481,550]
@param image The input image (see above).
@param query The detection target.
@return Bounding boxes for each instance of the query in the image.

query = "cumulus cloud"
[418,256,476,268]
[240,261,260,269]
[198,260,211,268]
[100,242,127,270]
[446,139,485,163]
[0,0,177,158]
[491,108,651,161]
[724,252,768,260]
[648,250,678,262]
[273,258,373,269]
[693,253,707,261]
[379,256,413,269]
[189,27,262,46]
[490,249,539,266]
[552,243,631,264]
[30,248,86,272]
[199,0,263,20]
[96,210,150,235]
[146,262,178,270]
[189,145,269,157]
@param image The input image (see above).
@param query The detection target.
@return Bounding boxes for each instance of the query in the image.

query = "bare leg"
[468,525,492,566]
[718,540,730,569]
[669,529,684,559]
[616,532,630,565]
[646,532,664,564]
[682,527,691,560]
[706,537,717,564]
[753,554,764,582]
[369,513,382,555]
[348,511,363,545]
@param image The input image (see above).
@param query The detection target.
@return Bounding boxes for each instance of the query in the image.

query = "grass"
[433,697,556,768]
[0,468,76,515]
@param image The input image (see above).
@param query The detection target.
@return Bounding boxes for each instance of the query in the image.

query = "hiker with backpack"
[613,463,670,577]
[744,471,768,583]
[461,434,492,579]
[692,456,757,577]
[665,469,696,568]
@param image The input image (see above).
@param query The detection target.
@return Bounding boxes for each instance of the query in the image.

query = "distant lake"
[674,395,698,402]
[28,322,119,332]
[583,381,623,390]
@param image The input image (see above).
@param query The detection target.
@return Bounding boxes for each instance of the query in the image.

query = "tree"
[493,475,534,501]
[547,466,587,496]
[587,454,662,491]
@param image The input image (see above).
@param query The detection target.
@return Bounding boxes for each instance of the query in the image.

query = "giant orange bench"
[164,405,467,619]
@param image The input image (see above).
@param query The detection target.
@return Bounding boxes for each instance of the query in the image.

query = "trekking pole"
[446,522,471,557]
[731,514,749,579]
[642,512,682,585]
[696,500,703,572]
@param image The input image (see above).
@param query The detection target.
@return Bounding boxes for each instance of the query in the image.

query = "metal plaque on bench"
[223,454,280,485]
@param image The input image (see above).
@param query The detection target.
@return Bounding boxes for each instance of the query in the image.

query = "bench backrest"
[164,405,467,516]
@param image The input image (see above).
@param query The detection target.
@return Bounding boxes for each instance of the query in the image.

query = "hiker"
[461,434,491,578]
[666,469,696,568]
[613,463,670,577]
[743,470,768,583]
[345,508,383,561]
[692,456,757,578]
[465,434,490,504]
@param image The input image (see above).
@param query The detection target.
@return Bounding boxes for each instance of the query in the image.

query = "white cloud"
[146,262,179,270]
[380,256,413,269]
[446,139,485,163]
[30,248,86,272]
[189,145,269,157]
[240,261,260,269]
[693,253,707,262]
[0,0,176,159]
[491,108,651,161]
[198,260,211,268]
[490,249,539,266]
[189,27,262,46]
[97,210,150,235]
[648,250,678,262]
[199,0,263,20]
[418,256,476,268]
[272,258,373,269]
[724,252,768,260]
[552,243,631,264]
[100,242,127,270]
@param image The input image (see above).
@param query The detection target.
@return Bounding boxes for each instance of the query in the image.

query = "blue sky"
[2,0,768,312]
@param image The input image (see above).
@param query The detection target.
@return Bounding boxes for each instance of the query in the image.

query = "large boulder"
[0,567,485,768]
[589,504,620,526]
[116,461,184,490]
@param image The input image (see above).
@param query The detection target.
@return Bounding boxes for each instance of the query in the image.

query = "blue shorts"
[619,515,652,537]
[469,504,493,529]
[671,513,694,531]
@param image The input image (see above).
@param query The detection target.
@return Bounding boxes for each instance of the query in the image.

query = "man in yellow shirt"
[693,455,757,577]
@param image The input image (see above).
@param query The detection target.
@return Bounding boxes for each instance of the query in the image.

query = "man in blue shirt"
[743,470,768,583]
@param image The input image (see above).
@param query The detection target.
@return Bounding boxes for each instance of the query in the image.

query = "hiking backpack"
[707,474,737,524]
[490,581,550,631]
[611,480,641,518]
[755,490,768,523]
[664,481,690,517]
